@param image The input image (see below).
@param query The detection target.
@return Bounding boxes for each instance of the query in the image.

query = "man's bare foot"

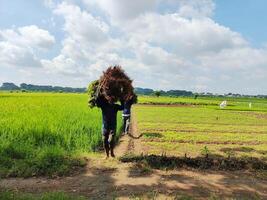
[103,155,109,160]
[111,152,115,158]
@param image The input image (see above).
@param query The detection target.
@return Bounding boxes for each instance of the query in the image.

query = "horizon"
[1,0,267,95]
[1,81,266,96]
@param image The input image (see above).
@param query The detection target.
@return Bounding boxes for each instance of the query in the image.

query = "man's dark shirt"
[97,97,123,130]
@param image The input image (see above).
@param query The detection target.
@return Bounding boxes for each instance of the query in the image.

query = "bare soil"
[143,138,267,145]
[241,112,267,119]
[0,112,267,199]
[141,128,267,134]
[137,104,196,107]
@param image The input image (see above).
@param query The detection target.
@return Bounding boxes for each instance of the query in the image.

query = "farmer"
[122,93,137,135]
[97,96,123,158]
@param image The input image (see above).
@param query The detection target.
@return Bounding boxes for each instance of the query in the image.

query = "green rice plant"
[0,92,122,177]
[201,146,210,158]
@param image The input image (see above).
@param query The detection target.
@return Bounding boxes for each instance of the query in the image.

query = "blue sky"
[0,0,266,94]
[214,0,267,47]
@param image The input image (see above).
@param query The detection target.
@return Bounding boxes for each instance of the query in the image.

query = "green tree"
[154,91,161,97]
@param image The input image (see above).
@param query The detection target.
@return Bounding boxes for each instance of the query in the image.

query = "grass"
[0,190,86,200]
[138,96,267,111]
[138,96,223,106]
[0,92,122,177]
[0,190,218,200]
[134,100,267,159]
[1,92,266,176]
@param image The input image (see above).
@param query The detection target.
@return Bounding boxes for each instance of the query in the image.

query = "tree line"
[1,83,266,98]
[0,82,86,93]
[134,87,193,97]
[0,83,194,96]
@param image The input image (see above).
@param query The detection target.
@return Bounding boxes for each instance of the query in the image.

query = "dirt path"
[1,112,267,199]
[115,112,144,157]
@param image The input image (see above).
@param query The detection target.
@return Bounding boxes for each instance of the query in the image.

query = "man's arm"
[96,96,107,108]
[115,101,124,111]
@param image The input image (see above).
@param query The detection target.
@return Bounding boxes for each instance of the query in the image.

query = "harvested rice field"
[134,101,267,159]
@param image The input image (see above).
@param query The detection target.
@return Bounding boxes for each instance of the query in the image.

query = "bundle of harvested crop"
[87,80,100,108]
[88,66,137,108]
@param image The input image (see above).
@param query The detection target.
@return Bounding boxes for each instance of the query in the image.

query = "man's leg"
[122,116,127,134]
[102,129,110,158]
[109,130,116,157]
[125,116,130,134]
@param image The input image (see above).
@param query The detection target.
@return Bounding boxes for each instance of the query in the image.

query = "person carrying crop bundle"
[96,96,123,158]
[88,66,137,158]
[122,93,137,135]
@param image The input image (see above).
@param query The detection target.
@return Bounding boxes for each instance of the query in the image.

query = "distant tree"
[0,83,20,90]
[20,83,86,93]
[154,91,161,97]
[194,94,199,99]
[134,87,154,95]
[167,90,193,96]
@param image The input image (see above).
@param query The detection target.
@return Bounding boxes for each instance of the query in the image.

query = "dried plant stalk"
[88,66,137,108]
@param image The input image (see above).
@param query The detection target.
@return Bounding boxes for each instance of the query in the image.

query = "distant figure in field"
[122,93,137,135]
[249,102,252,109]
[220,100,227,109]
[97,96,124,158]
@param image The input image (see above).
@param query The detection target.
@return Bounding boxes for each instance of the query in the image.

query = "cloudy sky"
[0,0,267,94]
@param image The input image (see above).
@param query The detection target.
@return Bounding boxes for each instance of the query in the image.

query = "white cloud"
[54,2,109,47]
[21,0,267,94]
[177,0,215,18]
[42,2,131,77]
[83,0,157,22]
[43,0,56,8]
[125,14,247,57]
[0,41,42,68]
[42,54,81,75]
[133,42,189,74]
[0,25,55,68]
[199,47,267,71]
[84,0,215,24]
[18,25,55,49]
[0,25,55,50]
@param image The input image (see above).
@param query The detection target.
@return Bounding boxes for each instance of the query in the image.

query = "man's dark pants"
[102,127,116,157]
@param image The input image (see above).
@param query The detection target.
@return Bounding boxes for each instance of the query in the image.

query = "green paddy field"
[0,92,122,177]
[0,92,266,178]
